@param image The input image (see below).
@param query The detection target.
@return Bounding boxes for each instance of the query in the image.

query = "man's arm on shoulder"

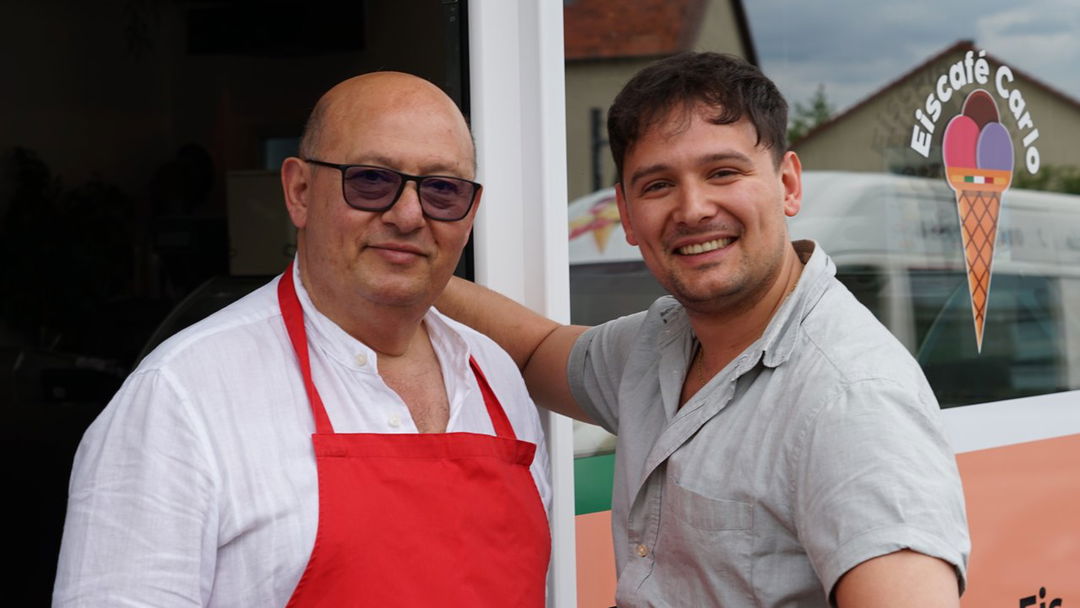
[437,276,592,422]
[834,549,960,607]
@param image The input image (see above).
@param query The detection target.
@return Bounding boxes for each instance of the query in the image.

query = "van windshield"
[836,265,1071,408]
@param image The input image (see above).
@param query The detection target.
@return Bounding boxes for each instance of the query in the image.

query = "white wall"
[468,2,576,606]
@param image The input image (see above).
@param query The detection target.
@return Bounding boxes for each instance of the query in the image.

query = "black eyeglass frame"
[302,158,482,222]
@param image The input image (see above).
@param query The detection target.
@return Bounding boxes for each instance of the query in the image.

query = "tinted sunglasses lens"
[342,166,401,209]
[419,177,474,220]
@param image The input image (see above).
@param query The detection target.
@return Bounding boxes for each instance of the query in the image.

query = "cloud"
[744,0,1080,110]
[976,1,1080,100]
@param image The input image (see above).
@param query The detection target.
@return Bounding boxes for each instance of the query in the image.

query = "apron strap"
[279,261,517,441]
[468,356,518,440]
[278,262,335,435]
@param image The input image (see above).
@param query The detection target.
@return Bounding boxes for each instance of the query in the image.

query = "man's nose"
[381,182,426,231]
[672,182,716,226]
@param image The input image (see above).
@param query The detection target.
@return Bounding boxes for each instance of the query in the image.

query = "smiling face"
[615,104,802,314]
[282,73,478,321]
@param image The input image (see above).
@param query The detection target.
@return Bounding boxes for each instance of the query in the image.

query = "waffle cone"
[947,168,1011,352]
[593,225,614,251]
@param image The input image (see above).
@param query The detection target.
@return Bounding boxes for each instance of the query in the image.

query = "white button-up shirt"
[53,265,551,607]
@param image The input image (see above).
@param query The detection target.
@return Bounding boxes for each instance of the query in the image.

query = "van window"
[569,262,668,326]
[911,271,1067,407]
[835,265,886,319]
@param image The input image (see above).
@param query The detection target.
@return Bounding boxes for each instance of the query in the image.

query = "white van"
[567,171,1080,408]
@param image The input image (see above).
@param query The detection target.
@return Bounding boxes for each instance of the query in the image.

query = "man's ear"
[467,185,482,223]
[281,157,311,229]
[780,151,803,218]
[614,183,638,246]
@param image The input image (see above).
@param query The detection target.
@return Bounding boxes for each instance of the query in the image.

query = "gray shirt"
[568,241,970,607]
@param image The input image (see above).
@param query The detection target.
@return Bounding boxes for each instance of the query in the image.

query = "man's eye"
[641,181,671,194]
[425,178,462,195]
[709,169,737,180]
[353,169,396,184]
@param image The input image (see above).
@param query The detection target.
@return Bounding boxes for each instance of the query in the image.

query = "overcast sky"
[743,0,1080,113]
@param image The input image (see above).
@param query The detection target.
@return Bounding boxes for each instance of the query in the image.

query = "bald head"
[281,71,483,341]
[299,72,475,171]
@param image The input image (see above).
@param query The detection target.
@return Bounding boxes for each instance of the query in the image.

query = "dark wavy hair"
[607,52,789,181]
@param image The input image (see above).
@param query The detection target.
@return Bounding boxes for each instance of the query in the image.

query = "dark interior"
[0,1,468,601]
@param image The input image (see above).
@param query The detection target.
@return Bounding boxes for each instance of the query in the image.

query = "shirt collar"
[658,239,834,371]
[289,260,471,377]
[759,239,833,368]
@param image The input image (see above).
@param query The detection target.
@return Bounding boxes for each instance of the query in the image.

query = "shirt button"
[635,544,649,558]
[388,415,401,428]
[354,353,368,366]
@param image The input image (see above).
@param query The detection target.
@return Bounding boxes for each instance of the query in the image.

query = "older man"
[54,72,550,607]
[438,52,969,606]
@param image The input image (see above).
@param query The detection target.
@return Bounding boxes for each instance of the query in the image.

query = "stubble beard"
[662,241,785,318]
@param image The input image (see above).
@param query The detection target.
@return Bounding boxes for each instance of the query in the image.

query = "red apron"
[278,265,550,607]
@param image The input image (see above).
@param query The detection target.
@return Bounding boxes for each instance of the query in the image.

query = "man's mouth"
[676,237,734,256]
[370,242,425,256]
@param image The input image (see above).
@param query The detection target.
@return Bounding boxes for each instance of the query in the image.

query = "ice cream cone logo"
[569,195,621,252]
[942,89,1014,352]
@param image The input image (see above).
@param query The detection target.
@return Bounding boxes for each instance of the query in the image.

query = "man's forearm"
[436,276,594,422]
[834,550,960,608]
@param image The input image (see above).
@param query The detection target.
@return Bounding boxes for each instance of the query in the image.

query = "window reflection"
[794,173,1080,407]
[563,0,1080,454]
[911,271,1067,406]
[566,172,1080,416]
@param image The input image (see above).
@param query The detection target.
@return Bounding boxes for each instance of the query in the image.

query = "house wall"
[794,49,1080,179]
[563,0,747,200]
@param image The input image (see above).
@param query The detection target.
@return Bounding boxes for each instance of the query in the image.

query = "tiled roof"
[563,0,709,61]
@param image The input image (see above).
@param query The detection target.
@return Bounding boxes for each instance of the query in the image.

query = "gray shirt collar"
[658,239,834,371]
[760,239,833,367]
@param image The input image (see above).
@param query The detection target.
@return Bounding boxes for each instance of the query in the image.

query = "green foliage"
[788,84,835,145]
[1013,164,1080,195]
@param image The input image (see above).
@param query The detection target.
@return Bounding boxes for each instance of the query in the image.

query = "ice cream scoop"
[943,115,980,168]
[977,122,1014,172]
[962,88,1000,129]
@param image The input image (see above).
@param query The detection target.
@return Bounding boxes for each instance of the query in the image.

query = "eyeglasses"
[303,158,481,222]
